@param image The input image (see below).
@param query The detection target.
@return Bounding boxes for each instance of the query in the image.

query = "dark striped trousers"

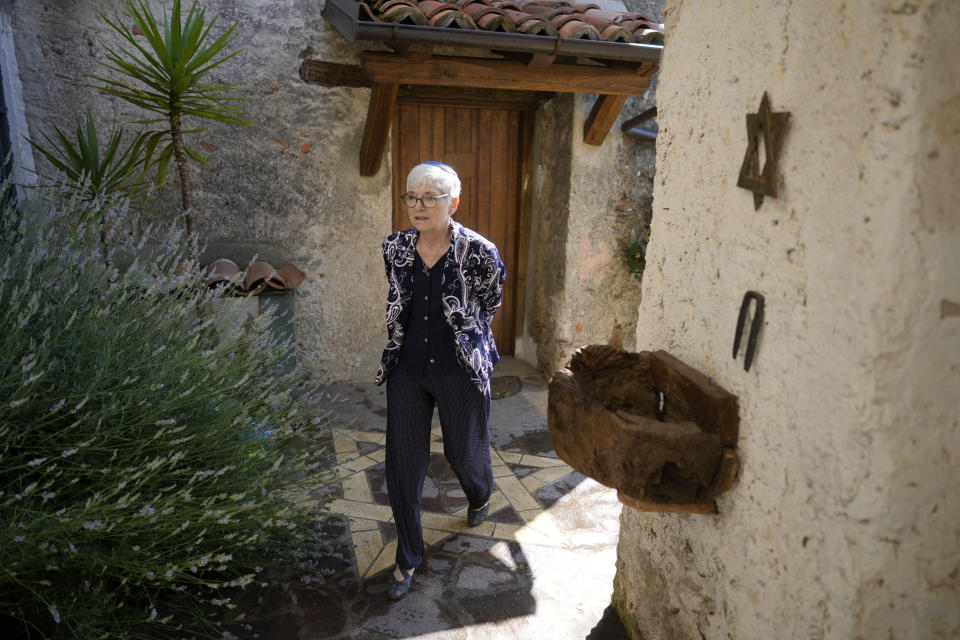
[385,364,494,571]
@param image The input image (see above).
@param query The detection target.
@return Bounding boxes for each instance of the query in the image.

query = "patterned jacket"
[376,220,506,394]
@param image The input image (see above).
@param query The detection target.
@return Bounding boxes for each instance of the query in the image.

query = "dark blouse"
[399,251,460,376]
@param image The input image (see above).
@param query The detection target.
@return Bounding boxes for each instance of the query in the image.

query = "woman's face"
[405,178,458,235]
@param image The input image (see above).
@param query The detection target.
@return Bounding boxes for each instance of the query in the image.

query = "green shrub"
[624,224,650,283]
[0,190,339,638]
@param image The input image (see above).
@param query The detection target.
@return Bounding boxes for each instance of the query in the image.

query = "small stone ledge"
[547,345,740,514]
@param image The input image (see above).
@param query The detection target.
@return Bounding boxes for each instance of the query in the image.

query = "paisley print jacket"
[376,220,505,394]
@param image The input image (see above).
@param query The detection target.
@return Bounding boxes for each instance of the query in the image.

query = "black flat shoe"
[467,503,489,527]
[386,569,413,600]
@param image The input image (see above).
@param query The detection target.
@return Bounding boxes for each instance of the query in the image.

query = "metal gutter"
[322,0,663,64]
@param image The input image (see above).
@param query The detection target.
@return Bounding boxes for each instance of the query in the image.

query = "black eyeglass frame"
[400,192,451,208]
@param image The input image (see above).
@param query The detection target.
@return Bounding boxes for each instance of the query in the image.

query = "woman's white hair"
[406,161,462,198]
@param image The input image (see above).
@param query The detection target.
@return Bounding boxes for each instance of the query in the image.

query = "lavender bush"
[0,190,339,638]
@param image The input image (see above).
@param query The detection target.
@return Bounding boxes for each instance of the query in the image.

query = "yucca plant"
[92,0,251,239]
[26,111,149,226]
[25,112,150,263]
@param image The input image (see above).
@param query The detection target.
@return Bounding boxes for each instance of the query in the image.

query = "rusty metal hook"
[733,291,764,371]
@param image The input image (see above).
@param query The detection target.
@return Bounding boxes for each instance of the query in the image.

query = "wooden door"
[392,100,531,355]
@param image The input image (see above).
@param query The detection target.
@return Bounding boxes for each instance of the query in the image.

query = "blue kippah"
[422,160,456,174]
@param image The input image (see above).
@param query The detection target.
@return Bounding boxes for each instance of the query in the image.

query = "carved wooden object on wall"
[548,345,740,514]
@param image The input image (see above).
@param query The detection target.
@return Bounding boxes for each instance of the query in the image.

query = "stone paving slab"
[234,359,621,639]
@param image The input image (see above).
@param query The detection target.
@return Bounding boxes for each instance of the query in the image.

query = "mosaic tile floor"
[329,424,577,580]
[236,362,623,639]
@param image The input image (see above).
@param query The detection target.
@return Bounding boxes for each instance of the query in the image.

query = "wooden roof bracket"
[359,82,398,176]
[357,51,658,174]
[323,0,662,161]
[584,95,629,146]
[584,63,656,146]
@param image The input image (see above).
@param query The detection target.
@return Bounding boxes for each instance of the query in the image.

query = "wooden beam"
[363,51,654,96]
[299,60,370,88]
[388,43,433,60]
[491,50,557,67]
[359,82,398,176]
[515,111,535,339]
[297,62,549,111]
[583,94,628,146]
[398,86,549,111]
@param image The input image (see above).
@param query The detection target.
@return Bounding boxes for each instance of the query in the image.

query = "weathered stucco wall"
[616,1,960,638]
[12,0,390,381]
[13,0,663,384]
[523,93,574,374]
[522,74,658,376]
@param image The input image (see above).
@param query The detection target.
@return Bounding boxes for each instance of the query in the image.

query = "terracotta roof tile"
[461,3,518,32]
[358,0,664,43]
[377,0,430,26]
[419,1,478,28]
[204,259,306,296]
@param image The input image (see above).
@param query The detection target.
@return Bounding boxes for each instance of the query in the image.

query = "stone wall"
[11,0,661,382]
[521,79,658,376]
[11,0,389,381]
[520,0,662,375]
[615,0,960,638]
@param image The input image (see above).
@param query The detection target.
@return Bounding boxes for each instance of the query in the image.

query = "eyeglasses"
[401,192,450,208]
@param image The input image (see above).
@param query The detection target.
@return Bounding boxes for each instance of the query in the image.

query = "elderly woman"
[375,161,505,600]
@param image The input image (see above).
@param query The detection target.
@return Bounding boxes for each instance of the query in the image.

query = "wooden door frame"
[390,87,540,354]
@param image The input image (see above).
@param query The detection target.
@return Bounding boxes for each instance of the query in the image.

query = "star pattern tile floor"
[327,425,575,579]
[234,365,623,639]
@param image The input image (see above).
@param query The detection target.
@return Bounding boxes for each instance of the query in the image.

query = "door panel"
[392,102,526,355]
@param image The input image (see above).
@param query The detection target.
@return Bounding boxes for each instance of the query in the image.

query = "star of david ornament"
[737,92,790,210]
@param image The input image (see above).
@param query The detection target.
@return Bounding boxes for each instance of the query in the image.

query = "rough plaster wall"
[621,0,664,22]
[565,91,655,352]
[12,0,390,381]
[525,93,574,375]
[615,1,960,639]
[523,73,658,376]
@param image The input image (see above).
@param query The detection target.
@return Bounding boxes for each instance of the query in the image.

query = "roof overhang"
[323,0,662,64]
[319,0,663,175]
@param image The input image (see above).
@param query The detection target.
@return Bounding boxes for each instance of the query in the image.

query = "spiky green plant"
[26,111,149,226]
[91,0,251,238]
[625,224,650,283]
